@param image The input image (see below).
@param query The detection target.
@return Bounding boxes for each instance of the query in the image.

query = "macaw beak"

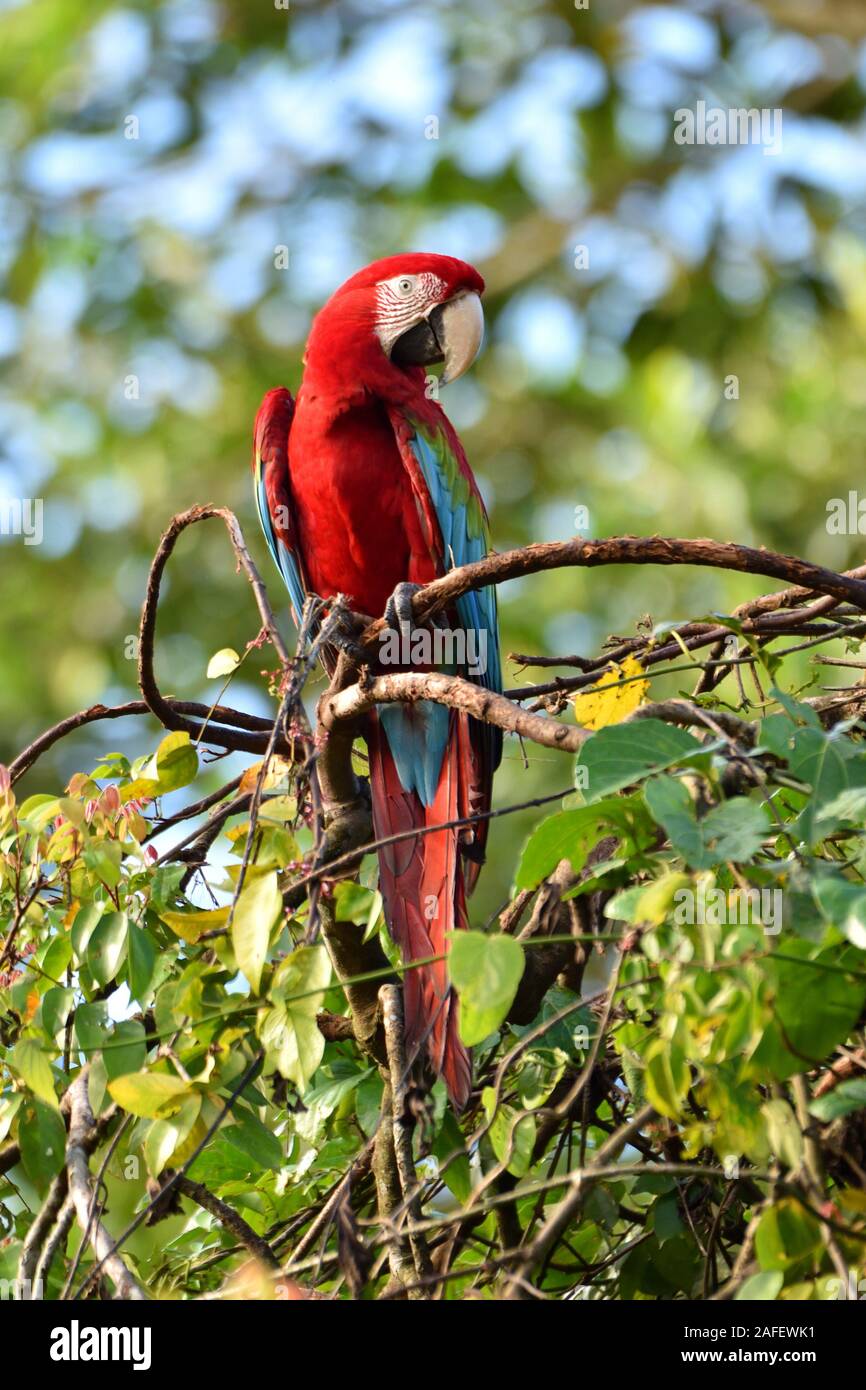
[390,291,484,385]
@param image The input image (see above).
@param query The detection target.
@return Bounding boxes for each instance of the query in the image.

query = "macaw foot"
[384,581,423,632]
[328,608,367,666]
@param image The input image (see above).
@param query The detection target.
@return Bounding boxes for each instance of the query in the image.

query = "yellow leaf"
[119,778,160,805]
[207,647,241,680]
[160,906,230,943]
[573,654,649,730]
[238,757,295,796]
[108,1070,191,1118]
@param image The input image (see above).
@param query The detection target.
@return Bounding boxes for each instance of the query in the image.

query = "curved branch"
[9,702,150,783]
[400,535,866,626]
[138,506,296,756]
[322,670,588,753]
[8,700,274,784]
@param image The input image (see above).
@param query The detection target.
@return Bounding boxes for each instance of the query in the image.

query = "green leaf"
[812,786,866,839]
[18,1099,66,1190]
[260,945,331,1092]
[87,910,128,986]
[644,1040,689,1120]
[127,924,157,1003]
[700,798,771,862]
[232,871,282,993]
[755,1198,821,1272]
[71,902,104,961]
[514,802,631,890]
[0,1093,23,1145]
[41,986,75,1041]
[260,1003,323,1095]
[102,1020,147,1081]
[644,776,707,865]
[107,1070,191,1118]
[644,778,769,868]
[74,1001,111,1054]
[333,881,383,938]
[769,687,821,728]
[761,1099,804,1171]
[579,719,706,801]
[355,1073,384,1138]
[88,1053,109,1118]
[809,1078,866,1123]
[12,1039,59,1108]
[303,1064,372,1111]
[814,876,866,950]
[787,728,866,845]
[144,1094,202,1177]
[149,865,187,912]
[432,1109,472,1203]
[18,793,60,828]
[753,943,866,1080]
[735,1271,784,1301]
[206,647,240,679]
[39,932,73,984]
[449,931,524,1046]
[153,730,198,792]
[482,1087,536,1177]
[515,1047,567,1108]
[185,1132,258,1185]
[82,839,122,889]
[605,871,691,927]
[652,1192,683,1243]
[757,714,797,761]
[223,1108,283,1170]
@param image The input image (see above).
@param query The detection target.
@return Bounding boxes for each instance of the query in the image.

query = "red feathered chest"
[288,394,438,618]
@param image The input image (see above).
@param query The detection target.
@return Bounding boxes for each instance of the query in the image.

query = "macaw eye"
[397,277,415,296]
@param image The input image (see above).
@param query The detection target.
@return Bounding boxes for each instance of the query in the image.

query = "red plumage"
[253,254,497,1107]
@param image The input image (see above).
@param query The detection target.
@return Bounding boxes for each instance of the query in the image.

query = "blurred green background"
[2,0,866,917]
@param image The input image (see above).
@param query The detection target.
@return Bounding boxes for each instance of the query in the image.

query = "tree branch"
[65,1074,146,1300]
[175,1176,281,1271]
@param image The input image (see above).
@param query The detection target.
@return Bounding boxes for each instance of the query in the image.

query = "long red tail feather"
[367,713,473,1108]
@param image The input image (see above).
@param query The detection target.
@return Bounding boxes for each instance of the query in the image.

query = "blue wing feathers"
[380,424,502,804]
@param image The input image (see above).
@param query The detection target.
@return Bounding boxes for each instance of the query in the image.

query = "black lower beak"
[390,304,447,368]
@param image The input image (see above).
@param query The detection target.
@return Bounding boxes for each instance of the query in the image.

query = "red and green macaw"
[252,254,501,1106]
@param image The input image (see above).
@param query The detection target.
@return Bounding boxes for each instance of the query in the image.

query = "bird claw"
[329,609,367,666]
[333,633,367,665]
[384,581,423,633]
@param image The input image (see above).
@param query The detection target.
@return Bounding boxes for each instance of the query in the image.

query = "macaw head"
[305,253,486,390]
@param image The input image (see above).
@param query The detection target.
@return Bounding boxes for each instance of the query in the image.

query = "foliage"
[3,625,866,1300]
[4,0,866,1303]
[3,0,866,929]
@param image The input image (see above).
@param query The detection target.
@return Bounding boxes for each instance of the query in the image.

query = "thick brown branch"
[323,670,588,753]
[405,536,866,623]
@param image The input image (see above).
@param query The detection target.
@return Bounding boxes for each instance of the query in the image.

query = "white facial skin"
[373,271,447,354]
[374,271,484,383]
